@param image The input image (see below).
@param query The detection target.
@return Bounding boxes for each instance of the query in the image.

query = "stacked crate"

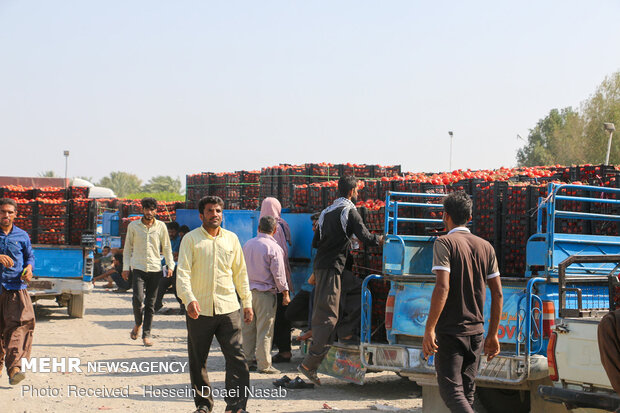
[472,182,505,266]
[14,199,37,241]
[501,184,529,276]
[292,184,310,212]
[240,171,260,210]
[37,197,69,245]
[69,199,93,245]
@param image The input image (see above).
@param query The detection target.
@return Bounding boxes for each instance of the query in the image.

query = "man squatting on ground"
[423,191,503,413]
[122,197,175,347]
[298,175,383,385]
[242,215,290,374]
[176,196,253,413]
[0,198,35,385]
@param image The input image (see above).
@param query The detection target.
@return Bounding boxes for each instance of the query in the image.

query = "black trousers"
[273,292,291,353]
[285,289,312,327]
[131,269,161,338]
[435,333,484,413]
[154,268,184,311]
[186,310,249,412]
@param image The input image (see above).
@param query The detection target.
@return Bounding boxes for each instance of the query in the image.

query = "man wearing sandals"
[298,176,382,385]
[122,197,175,347]
[177,196,253,413]
[0,198,35,385]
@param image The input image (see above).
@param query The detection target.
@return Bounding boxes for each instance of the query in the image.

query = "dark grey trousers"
[435,333,484,413]
[186,310,249,412]
[302,268,361,370]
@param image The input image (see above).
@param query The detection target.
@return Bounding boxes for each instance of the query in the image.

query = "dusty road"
[3,288,423,413]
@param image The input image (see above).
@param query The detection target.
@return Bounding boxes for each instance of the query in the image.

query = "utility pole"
[604,123,616,165]
[448,131,454,171]
[64,150,70,188]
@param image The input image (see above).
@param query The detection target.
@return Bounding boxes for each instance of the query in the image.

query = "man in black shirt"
[298,175,382,385]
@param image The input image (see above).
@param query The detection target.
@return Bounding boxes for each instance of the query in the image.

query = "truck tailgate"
[555,318,613,390]
[391,281,525,345]
[33,245,84,279]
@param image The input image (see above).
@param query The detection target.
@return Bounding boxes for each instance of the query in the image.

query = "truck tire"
[68,294,85,318]
[476,388,530,413]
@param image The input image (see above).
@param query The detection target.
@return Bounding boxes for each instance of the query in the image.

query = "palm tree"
[142,176,182,194]
[98,172,142,197]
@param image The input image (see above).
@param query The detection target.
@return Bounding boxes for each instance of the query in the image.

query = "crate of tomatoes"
[36,187,67,200]
[14,217,35,232]
[38,230,67,245]
[38,199,68,216]
[39,216,68,232]
[1,185,35,200]
[15,199,37,218]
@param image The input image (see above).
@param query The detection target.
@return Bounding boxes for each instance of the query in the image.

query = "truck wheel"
[477,388,530,413]
[68,294,85,318]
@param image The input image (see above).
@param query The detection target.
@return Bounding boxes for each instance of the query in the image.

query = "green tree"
[125,192,185,202]
[517,70,620,166]
[141,176,182,194]
[75,176,94,183]
[516,107,584,166]
[581,72,620,164]
[38,170,57,177]
[98,172,142,197]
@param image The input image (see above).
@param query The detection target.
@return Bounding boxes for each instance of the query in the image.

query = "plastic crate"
[14,217,35,231]
[308,184,324,211]
[2,187,35,200]
[38,200,68,216]
[15,200,37,218]
[68,186,89,199]
[37,230,67,245]
[39,216,68,232]
[36,188,67,200]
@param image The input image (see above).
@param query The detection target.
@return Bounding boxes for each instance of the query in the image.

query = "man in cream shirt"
[177,196,253,413]
[122,197,174,347]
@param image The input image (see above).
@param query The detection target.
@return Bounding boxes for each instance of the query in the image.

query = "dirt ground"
[3,287,423,413]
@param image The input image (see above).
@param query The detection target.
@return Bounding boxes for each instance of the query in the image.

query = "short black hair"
[141,197,157,210]
[198,196,224,214]
[338,175,357,198]
[179,225,190,234]
[0,198,17,210]
[102,246,110,251]
[113,252,123,264]
[443,191,472,226]
[258,216,277,234]
[167,221,180,231]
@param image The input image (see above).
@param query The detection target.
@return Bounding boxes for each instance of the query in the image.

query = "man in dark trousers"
[422,191,503,413]
[0,198,35,385]
[122,197,175,347]
[176,196,253,413]
[298,175,382,385]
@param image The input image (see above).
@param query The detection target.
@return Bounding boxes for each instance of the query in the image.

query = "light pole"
[604,123,616,165]
[448,131,454,171]
[64,150,70,188]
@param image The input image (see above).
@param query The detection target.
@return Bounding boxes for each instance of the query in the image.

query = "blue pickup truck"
[357,184,620,412]
[29,244,95,318]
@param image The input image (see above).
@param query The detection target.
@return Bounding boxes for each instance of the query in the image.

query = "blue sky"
[1,1,619,184]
